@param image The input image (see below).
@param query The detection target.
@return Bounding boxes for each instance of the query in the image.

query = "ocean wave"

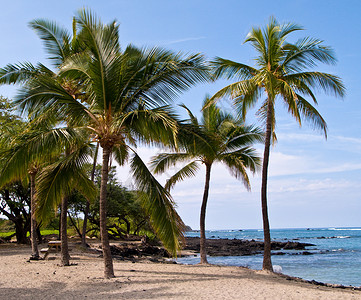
[331,248,346,252]
[328,228,361,231]
[316,236,351,239]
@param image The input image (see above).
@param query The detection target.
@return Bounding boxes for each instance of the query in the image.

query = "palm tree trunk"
[261,101,273,271]
[60,195,70,266]
[82,142,99,248]
[29,172,39,260]
[81,201,90,247]
[200,163,212,264]
[99,146,114,278]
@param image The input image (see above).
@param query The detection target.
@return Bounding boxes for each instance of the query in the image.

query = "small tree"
[0,181,31,244]
[151,98,262,264]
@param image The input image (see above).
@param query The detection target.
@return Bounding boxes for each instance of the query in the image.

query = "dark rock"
[184,225,193,232]
[183,237,315,257]
[110,243,171,259]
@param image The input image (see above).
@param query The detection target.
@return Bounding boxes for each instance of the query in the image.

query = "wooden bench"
[48,241,62,251]
[41,241,62,259]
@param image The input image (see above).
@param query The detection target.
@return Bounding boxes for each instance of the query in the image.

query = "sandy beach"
[0,243,360,300]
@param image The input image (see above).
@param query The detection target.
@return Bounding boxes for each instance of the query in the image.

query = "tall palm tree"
[151,98,262,264]
[6,9,210,278]
[211,17,345,271]
[29,18,102,253]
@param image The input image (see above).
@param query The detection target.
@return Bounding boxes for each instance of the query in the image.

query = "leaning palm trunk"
[200,163,212,264]
[60,195,70,266]
[29,171,39,259]
[99,146,114,278]
[261,100,273,271]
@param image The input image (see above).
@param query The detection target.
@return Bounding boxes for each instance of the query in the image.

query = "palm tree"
[211,17,345,271]
[34,132,97,266]
[151,98,262,264]
[0,17,89,265]
[0,113,96,261]
[0,120,44,259]
[6,9,210,278]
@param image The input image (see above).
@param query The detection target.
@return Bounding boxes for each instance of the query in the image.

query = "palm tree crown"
[212,17,345,137]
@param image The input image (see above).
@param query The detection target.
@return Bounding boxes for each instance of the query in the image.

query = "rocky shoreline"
[106,236,316,260]
[183,237,315,256]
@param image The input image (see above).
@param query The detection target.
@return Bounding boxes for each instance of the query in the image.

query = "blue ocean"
[178,228,361,287]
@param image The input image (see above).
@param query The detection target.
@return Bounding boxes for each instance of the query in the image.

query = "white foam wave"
[328,228,361,231]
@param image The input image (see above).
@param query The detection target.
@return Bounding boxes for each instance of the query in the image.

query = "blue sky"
[1,1,361,230]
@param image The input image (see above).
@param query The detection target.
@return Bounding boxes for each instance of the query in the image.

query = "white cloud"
[277,132,325,142]
[267,150,361,177]
[332,135,361,144]
[160,36,206,45]
[268,178,355,194]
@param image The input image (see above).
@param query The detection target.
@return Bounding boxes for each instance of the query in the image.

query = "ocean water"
[177,228,361,287]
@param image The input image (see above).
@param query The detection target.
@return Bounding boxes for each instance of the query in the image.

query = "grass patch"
[0,231,15,238]
[0,230,59,238]
[40,229,59,236]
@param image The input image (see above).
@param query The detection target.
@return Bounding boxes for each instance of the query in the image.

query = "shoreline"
[179,239,361,291]
[1,242,360,299]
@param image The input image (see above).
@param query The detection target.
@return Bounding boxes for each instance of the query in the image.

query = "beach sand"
[0,243,360,300]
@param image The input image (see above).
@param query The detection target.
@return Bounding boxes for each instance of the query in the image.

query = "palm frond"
[130,152,185,256]
[122,106,179,147]
[284,72,345,98]
[209,80,260,121]
[211,57,257,80]
[220,147,261,190]
[164,161,200,191]
[119,48,210,111]
[112,144,130,167]
[35,144,95,222]
[278,79,302,126]
[150,152,194,174]
[296,94,328,137]
[0,62,43,85]
[282,37,337,72]
[14,73,91,123]
[179,103,199,126]
[29,19,72,67]
[224,125,264,151]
